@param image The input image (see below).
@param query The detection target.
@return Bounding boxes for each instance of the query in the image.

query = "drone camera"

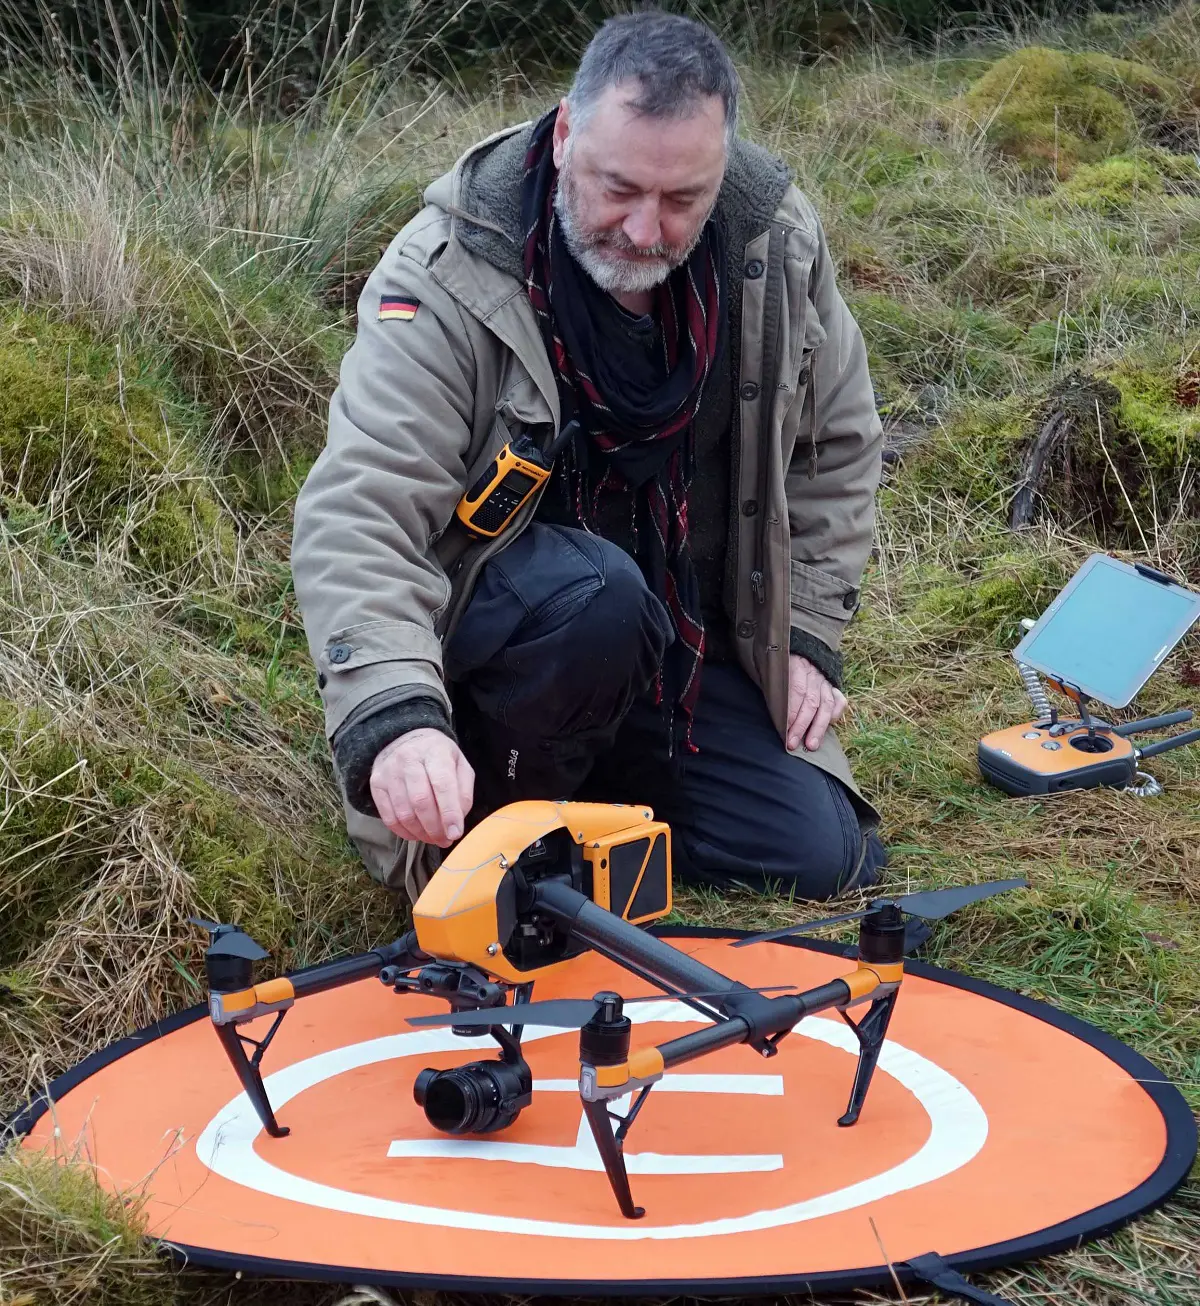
[414,1058,533,1135]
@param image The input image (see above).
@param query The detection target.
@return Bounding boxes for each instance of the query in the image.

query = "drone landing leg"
[581,1093,647,1219]
[837,991,898,1127]
[214,1017,290,1138]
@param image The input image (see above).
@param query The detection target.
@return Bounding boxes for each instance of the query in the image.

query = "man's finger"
[455,748,475,818]
[372,777,399,832]
[382,778,425,842]
[831,689,849,722]
[787,661,810,736]
[789,684,822,750]
[806,684,836,751]
[425,758,464,844]
[403,763,446,845]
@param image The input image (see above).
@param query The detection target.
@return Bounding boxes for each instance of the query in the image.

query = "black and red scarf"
[520,107,726,748]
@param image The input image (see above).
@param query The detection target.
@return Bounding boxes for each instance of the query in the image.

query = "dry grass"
[1,2,1199,1304]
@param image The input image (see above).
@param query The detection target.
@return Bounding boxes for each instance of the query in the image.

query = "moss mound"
[1000,368,1200,539]
[963,47,1179,176]
[1053,148,1200,211]
[0,309,233,576]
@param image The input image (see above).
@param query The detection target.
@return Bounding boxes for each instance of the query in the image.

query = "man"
[291,10,887,908]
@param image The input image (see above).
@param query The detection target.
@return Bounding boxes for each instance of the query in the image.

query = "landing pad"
[13,930,1195,1295]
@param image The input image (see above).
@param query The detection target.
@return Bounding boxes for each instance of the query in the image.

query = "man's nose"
[623,199,662,250]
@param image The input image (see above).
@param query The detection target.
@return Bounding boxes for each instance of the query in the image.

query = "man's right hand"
[369,728,475,848]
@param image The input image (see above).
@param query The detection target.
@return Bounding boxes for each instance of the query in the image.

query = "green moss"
[225,447,316,516]
[0,308,233,576]
[963,47,1179,175]
[911,553,1071,650]
[844,127,941,189]
[885,394,1036,520]
[0,695,356,969]
[1054,148,1200,211]
[1104,361,1200,468]
[1057,153,1165,209]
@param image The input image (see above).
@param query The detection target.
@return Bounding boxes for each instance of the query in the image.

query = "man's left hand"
[787,654,848,752]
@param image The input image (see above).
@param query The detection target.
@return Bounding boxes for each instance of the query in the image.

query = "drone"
[195,799,1025,1220]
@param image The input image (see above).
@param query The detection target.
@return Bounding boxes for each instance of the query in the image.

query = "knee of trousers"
[783,807,866,901]
[566,545,673,686]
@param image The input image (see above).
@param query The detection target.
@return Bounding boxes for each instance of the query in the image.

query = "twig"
[870,1214,910,1303]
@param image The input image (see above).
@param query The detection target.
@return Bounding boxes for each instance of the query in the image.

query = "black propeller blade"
[731,909,867,947]
[406,985,797,1031]
[894,878,1028,921]
[733,878,1028,948]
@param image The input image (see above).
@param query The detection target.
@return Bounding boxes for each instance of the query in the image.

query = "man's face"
[552,83,727,296]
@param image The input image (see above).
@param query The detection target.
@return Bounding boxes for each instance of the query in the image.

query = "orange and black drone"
[196,800,1025,1220]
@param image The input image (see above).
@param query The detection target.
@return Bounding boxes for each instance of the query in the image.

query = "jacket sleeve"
[291,238,478,778]
[784,205,883,673]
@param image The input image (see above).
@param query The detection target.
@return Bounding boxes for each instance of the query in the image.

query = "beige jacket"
[291,123,884,901]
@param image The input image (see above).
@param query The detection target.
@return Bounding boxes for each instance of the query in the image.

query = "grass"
[2,1,1200,1303]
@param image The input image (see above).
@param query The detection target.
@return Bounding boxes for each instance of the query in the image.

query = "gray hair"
[566,10,740,148]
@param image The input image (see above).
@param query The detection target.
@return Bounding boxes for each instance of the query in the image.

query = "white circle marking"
[194,1002,988,1240]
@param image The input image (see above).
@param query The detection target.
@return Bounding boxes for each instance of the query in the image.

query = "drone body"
[197,800,1025,1220]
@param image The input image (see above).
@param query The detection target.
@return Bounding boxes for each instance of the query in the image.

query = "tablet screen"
[1013,555,1200,707]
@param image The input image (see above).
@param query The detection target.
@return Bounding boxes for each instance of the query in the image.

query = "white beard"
[553,149,705,295]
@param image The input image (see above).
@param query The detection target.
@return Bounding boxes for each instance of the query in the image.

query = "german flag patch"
[378,295,419,322]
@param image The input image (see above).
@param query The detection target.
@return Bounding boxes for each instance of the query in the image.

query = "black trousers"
[444,524,886,901]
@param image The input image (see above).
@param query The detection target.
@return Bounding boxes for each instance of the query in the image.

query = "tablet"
[1012,554,1200,708]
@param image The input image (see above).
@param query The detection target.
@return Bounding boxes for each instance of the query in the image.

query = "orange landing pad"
[12,931,1196,1295]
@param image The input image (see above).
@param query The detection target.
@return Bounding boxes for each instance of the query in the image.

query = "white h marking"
[387,1073,784,1174]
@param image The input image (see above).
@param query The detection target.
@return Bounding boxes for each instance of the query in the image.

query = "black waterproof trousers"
[444,524,886,901]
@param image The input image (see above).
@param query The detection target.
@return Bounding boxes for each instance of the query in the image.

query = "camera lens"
[414,1059,531,1134]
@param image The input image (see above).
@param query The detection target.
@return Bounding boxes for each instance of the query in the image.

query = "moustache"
[575,228,680,261]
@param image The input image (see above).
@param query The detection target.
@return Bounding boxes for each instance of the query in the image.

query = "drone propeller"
[732,878,1028,948]
[405,985,797,1031]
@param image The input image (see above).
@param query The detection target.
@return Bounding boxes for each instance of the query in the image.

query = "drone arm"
[289,931,428,1000]
[210,930,428,1027]
[207,930,429,1138]
[534,879,755,1010]
[646,967,895,1071]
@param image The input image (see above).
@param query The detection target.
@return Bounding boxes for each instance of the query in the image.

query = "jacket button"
[798,367,811,386]
[328,643,352,664]
[745,258,764,278]
[843,590,858,610]
[742,499,758,516]
[740,382,760,401]
[737,620,756,638]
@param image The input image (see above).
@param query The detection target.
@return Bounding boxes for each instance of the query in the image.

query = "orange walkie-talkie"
[456,420,580,539]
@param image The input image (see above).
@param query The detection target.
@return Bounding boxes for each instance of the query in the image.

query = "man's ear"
[551,97,570,168]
